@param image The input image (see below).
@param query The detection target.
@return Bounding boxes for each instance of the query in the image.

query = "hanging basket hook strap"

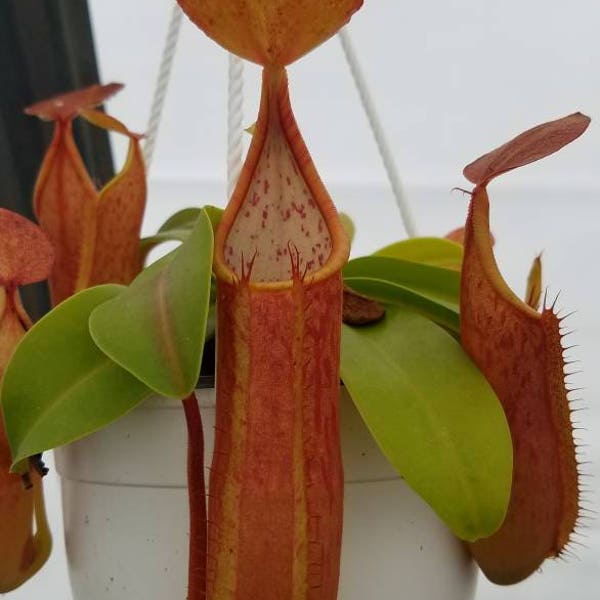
[144,2,184,169]
[338,28,417,237]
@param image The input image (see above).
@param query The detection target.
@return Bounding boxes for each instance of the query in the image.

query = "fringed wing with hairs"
[460,113,590,584]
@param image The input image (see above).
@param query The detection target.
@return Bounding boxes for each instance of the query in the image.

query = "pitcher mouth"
[214,66,349,291]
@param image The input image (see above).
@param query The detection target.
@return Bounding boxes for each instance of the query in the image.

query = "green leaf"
[140,205,223,261]
[158,207,204,233]
[343,255,460,331]
[0,285,153,465]
[140,208,199,261]
[375,237,463,270]
[90,210,214,398]
[203,205,224,232]
[341,308,512,542]
[339,212,355,244]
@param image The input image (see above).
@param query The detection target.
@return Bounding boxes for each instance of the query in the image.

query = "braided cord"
[227,54,245,198]
[144,3,184,170]
[339,28,417,237]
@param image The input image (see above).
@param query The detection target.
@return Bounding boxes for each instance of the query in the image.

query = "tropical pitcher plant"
[0,209,53,591]
[25,82,146,304]
[459,113,589,584]
[184,1,363,596]
[0,0,591,598]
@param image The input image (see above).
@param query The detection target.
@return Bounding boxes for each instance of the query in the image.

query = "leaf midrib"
[153,268,187,395]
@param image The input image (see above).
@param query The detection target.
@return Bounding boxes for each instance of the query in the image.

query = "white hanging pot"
[54,386,477,600]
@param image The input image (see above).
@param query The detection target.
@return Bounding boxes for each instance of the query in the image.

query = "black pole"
[0,0,113,320]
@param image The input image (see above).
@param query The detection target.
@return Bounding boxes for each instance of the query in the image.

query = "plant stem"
[182,393,207,600]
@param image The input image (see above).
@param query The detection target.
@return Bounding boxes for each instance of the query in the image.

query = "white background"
[8,1,600,599]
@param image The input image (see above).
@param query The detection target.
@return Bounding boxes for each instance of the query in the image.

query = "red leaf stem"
[183,393,207,599]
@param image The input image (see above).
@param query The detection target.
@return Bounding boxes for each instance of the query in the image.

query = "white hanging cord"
[227,54,245,198]
[143,3,184,169]
[338,28,417,237]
